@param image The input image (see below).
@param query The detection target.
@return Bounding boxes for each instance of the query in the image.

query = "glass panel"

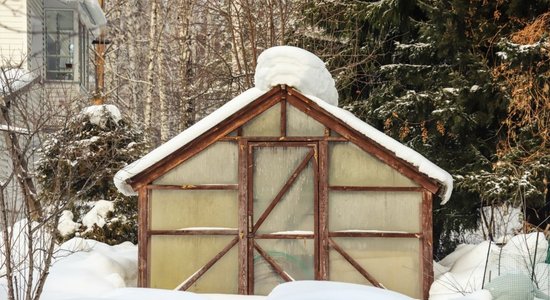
[150,235,237,293]
[150,190,238,230]
[45,10,75,80]
[252,147,312,229]
[242,103,281,136]
[286,103,325,136]
[154,142,238,185]
[254,249,285,295]
[329,191,421,232]
[256,239,314,281]
[329,142,418,187]
[329,237,421,298]
[46,11,74,31]
[329,130,341,137]
[256,161,314,233]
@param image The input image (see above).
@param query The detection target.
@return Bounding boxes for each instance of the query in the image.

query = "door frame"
[241,141,320,294]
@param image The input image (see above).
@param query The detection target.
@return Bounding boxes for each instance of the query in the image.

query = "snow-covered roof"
[61,0,107,32]
[0,68,38,96]
[114,46,453,204]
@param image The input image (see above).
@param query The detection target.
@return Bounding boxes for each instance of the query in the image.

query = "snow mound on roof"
[255,46,338,106]
[0,68,37,95]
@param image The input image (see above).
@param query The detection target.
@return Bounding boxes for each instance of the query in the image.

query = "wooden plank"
[238,139,248,294]
[252,150,314,233]
[312,144,320,280]
[138,187,148,287]
[247,144,255,295]
[221,136,347,142]
[286,90,440,194]
[254,241,294,282]
[329,186,424,192]
[328,238,383,288]
[422,190,434,300]
[280,99,287,137]
[329,231,421,238]
[149,229,238,235]
[249,141,318,148]
[318,140,329,280]
[128,87,284,189]
[176,237,239,291]
[146,184,239,190]
[254,233,315,239]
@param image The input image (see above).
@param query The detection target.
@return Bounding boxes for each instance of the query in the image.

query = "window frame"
[44,9,77,82]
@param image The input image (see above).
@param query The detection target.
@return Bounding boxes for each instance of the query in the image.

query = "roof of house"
[114,46,453,204]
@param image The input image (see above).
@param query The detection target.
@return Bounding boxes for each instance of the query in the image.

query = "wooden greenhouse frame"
[122,85,446,299]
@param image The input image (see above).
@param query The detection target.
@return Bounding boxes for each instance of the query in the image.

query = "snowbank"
[268,281,413,300]
[82,200,115,229]
[431,233,550,300]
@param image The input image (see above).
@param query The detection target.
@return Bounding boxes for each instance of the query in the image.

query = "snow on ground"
[2,233,550,300]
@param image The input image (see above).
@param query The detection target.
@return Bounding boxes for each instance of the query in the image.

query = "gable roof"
[114,86,453,204]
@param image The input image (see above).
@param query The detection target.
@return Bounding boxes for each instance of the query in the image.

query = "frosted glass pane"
[286,104,325,136]
[330,237,421,298]
[154,142,238,185]
[253,147,314,233]
[150,190,237,230]
[150,236,237,293]
[257,162,314,233]
[242,104,281,136]
[329,191,421,232]
[256,239,314,281]
[254,250,284,295]
[329,143,418,187]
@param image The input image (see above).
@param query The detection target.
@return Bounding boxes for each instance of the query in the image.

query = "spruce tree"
[37,104,147,244]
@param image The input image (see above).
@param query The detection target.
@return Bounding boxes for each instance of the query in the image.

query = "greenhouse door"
[247,142,319,294]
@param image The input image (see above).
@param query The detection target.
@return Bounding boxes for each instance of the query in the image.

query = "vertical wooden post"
[421,190,434,300]
[93,0,106,105]
[238,139,248,294]
[138,186,149,287]
[246,144,255,294]
[318,140,329,280]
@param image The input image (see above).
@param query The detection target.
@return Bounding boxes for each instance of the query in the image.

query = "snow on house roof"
[61,0,107,32]
[114,46,453,204]
[0,68,38,96]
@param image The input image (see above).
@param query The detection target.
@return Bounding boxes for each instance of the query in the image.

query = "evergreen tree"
[37,104,147,244]
[297,0,550,256]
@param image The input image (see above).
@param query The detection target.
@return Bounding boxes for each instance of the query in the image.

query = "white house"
[0,0,106,217]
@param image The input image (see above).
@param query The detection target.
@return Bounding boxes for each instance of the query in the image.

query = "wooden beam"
[146,184,238,190]
[254,233,315,239]
[149,229,238,236]
[329,186,424,192]
[312,144,320,280]
[286,90,440,194]
[138,187,149,287]
[318,140,329,280]
[329,231,422,238]
[254,241,294,282]
[247,144,255,294]
[280,99,287,137]
[252,150,314,233]
[176,237,239,291]
[238,139,248,294]
[220,136,348,142]
[328,238,383,288]
[422,190,434,300]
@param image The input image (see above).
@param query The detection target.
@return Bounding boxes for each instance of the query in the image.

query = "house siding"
[0,0,28,66]
[28,0,44,73]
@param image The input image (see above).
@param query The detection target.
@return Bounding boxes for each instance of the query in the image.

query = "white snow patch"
[58,210,81,236]
[61,0,107,31]
[82,200,114,229]
[0,123,29,134]
[268,281,414,300]
[80,104,122,128]
[254,46,338,106]
[0,68,38,95]
[470,85,480,93]
[496,52,508,60]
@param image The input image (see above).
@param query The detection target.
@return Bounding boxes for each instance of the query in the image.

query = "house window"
[45,10,75,81]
